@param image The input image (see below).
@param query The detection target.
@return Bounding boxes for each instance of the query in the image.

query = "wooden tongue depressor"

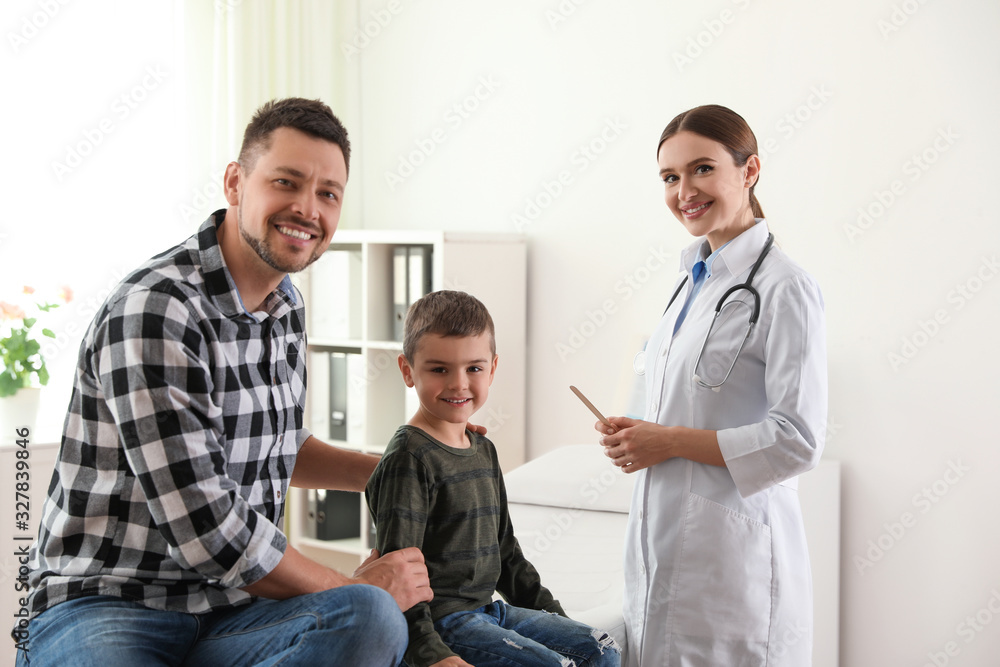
[569,385,618,433]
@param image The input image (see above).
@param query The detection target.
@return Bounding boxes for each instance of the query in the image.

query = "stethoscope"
[633,233,774,390]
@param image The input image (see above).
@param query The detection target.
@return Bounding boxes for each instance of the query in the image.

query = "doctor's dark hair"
[238,97,351,176]
[403,290,496,362]
[657,104,764,218]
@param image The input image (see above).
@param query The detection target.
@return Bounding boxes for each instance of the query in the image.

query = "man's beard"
[238,205,324,274]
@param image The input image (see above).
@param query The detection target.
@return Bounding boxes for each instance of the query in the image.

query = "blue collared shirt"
[234,274,299,318]
[673,239,732,335]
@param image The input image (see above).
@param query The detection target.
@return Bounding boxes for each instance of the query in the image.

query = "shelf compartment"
[297,536,365,554]
[309,245,363,341]
[307,349,366,444]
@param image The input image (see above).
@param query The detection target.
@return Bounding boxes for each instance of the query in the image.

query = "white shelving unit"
[289,230,527,571]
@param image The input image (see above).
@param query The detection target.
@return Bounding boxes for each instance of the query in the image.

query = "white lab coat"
[624,220,827,666]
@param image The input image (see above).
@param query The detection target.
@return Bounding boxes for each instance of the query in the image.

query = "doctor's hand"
[598,416,673,473]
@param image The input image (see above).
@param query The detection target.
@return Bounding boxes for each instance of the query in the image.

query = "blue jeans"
[430,601,620,667]
[15,585,406,666]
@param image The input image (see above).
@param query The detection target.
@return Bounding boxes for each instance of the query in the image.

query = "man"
[15,98,430,666]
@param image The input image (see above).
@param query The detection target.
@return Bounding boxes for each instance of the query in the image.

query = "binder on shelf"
[311,248,362,340]
[408,245,432,306]
[308,489,361,541]
[392,245,434,341]
[393,246,409,341]
[346,353,366,444]
[304,489,317,539]
[329,353,348,441]
[309,350,331,441]
[328,351,366,445]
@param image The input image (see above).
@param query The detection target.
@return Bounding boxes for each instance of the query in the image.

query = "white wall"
[4,1,999,665]
[1,2,189,443]
[350,1,1000,664]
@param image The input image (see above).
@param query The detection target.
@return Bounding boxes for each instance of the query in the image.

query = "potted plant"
[0,286,72,439]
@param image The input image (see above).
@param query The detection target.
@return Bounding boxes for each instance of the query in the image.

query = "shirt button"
[276,489,282,500]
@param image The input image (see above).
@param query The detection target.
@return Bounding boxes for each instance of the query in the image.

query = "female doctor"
[598,104,827,666]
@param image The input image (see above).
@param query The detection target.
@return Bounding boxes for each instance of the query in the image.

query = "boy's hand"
[352,547,433,611]
[466,421,487,435]
[431,658,475,667]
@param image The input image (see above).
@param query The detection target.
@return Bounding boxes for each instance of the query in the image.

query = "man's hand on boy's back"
[466,421,487,436]
[353,548,434,611]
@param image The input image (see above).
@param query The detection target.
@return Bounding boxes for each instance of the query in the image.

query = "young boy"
[366,291,621,667]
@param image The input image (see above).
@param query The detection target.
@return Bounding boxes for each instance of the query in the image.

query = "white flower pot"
[0,387,41,445]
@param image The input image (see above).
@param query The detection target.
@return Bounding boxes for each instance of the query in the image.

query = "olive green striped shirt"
[366,426,564,666]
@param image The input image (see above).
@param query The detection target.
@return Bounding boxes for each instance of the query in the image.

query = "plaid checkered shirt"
[26,210,310,619]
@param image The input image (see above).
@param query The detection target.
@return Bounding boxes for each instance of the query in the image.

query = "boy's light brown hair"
[402,290,496,362]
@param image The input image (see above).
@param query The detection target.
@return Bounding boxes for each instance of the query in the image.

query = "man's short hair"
[403,290,496,362]
[238,97,351,176]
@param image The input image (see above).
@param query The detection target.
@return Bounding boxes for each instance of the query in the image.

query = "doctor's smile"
[679,201,712,218]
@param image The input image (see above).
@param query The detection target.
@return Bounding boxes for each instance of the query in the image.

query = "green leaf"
[22,317,36,329]
[6,337,25,357]
[42,328,56,338]
[0,372,23,397]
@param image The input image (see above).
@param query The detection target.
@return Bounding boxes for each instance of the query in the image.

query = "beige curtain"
[180,0,361,224]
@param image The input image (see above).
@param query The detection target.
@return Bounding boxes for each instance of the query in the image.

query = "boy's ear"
[398,353,415,388]
[488,354,498,385]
